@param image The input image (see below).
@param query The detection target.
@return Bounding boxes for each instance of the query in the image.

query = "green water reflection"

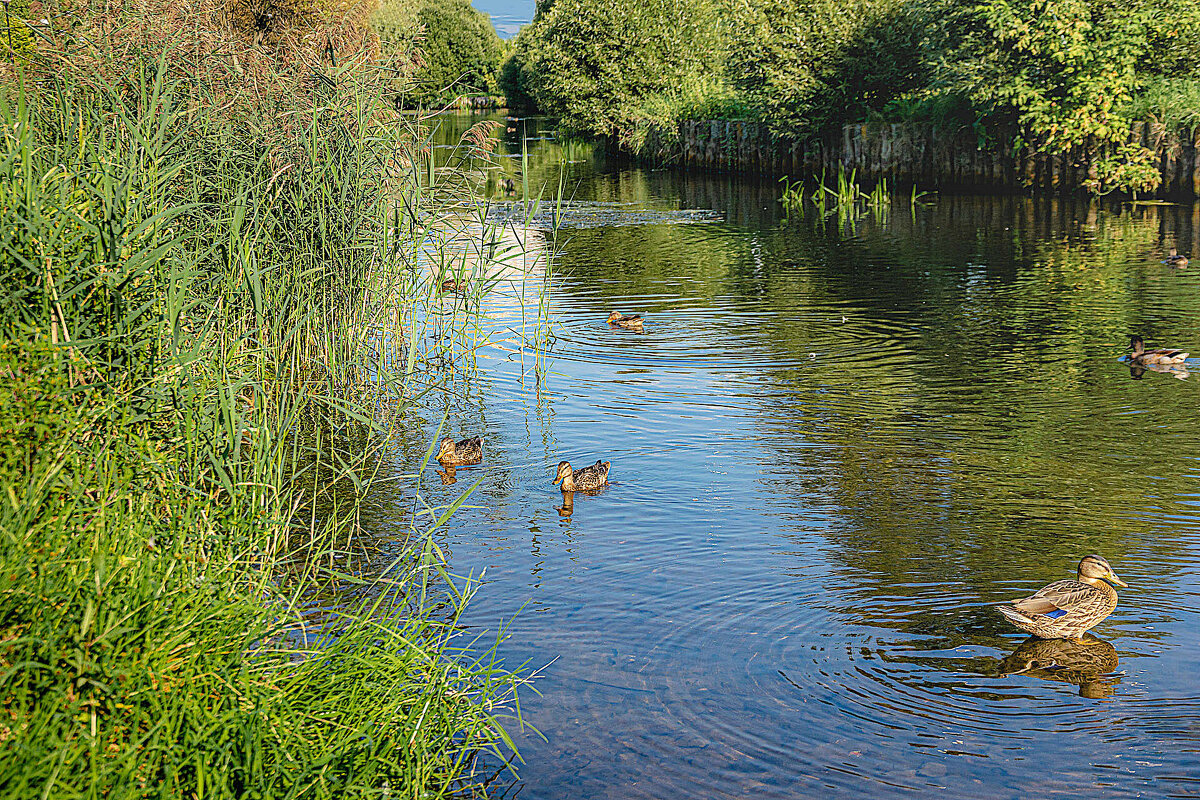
[383,112,1200,799]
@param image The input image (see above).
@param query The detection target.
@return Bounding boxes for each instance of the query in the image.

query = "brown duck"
[996,555,1127,639]
[1166,248,1189,267]
[436,436,482,465]
[1129,335,1188,366]
[553,459,610,491]
[607,311,644,330]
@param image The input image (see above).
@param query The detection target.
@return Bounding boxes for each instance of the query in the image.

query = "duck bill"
[552,473,563,486]
[1108,573,1128,588]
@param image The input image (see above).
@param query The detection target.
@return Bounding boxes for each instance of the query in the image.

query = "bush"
[378,0,503,106]
[727,0,934,136]
[508,0,726,136]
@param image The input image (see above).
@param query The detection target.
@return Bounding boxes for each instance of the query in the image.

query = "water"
[371,114,1200,798]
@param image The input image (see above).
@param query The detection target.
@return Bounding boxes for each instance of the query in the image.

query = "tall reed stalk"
[0,56,526,799]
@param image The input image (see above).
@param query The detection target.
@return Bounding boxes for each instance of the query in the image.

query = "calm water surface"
[369,115,1200,798]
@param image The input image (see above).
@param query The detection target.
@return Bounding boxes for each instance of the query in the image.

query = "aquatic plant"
[0,51,529,800]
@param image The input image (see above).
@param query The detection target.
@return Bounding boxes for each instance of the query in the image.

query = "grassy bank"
[0,47,524,800]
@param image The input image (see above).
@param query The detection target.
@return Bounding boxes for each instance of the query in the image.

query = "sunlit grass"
[0,54,535,798]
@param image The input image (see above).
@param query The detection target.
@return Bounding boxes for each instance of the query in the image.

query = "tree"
[505,0,726,135]
[378,0,503,106]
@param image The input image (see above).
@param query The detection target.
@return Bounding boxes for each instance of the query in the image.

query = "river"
[367,113,1200,799]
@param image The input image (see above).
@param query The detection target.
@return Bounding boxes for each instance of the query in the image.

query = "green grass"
[1123,76,1200,134]
[0,55,527,798]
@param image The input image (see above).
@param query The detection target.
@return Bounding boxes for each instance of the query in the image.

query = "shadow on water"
[364,111,1200,800]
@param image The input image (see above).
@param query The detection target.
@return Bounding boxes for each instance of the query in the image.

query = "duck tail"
[996,605,1034,626]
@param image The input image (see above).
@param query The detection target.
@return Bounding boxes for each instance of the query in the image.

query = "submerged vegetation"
[0,0,530,794]
[502,0,1200,194]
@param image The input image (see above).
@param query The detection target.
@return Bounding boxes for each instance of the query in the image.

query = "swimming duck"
[440,279,464,294]
[1129,335,1189,366]
[1167,248,1189,267]
[997,555,1127,640]
[553,459,610,491]
[436,436,482,465]
[607,311,644,330]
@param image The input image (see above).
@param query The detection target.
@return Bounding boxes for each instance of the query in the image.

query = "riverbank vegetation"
[501,0,1200,193]
[375,0,505,107]
[0,0,523,795]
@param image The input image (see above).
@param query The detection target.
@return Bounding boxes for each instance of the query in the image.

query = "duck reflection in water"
[557,490,574,516]
[437,466,457,485]
[998,635,1120,699]
[1129,362,1189,380]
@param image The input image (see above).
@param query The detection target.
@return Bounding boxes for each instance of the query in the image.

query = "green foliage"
[507,0,726,135]
[380,0,503,106]
[0,59,521,798]
[1083,142,1162,197]
[1123,75,1200,132]
[0,0,36,59]
[727,0,934,135]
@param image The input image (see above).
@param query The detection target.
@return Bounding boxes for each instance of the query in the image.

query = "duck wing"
[1010,579,1107,619]
[1147,348,1188,359]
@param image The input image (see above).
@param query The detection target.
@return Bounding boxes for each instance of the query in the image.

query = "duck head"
[553,461,574,489]
[1078,555,1127,588]
[436,437,457,461]
[607,311,624,324]
[1129,335,1145,356]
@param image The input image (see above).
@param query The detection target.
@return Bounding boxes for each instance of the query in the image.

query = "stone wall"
[630,120,1200,199]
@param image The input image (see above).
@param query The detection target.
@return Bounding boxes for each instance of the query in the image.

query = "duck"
[436,436,482,465]
[553,459,610,491]
[1167,248,1189,267]
[440,278,464,294]
[607,311,644,330]
[1129,335,1189,366]
[996,555,1127,640]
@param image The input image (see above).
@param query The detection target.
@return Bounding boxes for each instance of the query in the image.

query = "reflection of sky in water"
[472,0,534,37]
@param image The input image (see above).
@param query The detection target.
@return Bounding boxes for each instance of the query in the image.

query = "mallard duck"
[997,635,1120,698]
[1129,335,1188,366]
[436,436,482,465]
[1167,248,1189,267]
[553,459,610,491]
[997,555,1127,640]
[607,311,643,330]
[440,278,464,294]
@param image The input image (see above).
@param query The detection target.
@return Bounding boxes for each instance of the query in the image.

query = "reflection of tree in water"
[733,196,1200,646]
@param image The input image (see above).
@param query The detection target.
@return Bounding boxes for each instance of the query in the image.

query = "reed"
[779,165,917,229]
[0,55,526,799]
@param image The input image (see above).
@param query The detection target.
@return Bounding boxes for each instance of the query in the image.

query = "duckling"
[1167,248,1189,267]
[607,311,644,330]
[1129,335,1189,366]
[553,459,610,491]
[436,436,482,465]
[997,555,1128,640]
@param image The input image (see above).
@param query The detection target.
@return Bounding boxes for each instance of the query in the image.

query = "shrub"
[510,0,726,136]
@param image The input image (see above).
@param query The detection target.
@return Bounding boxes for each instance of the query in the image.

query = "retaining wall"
[630,120,1200,199]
